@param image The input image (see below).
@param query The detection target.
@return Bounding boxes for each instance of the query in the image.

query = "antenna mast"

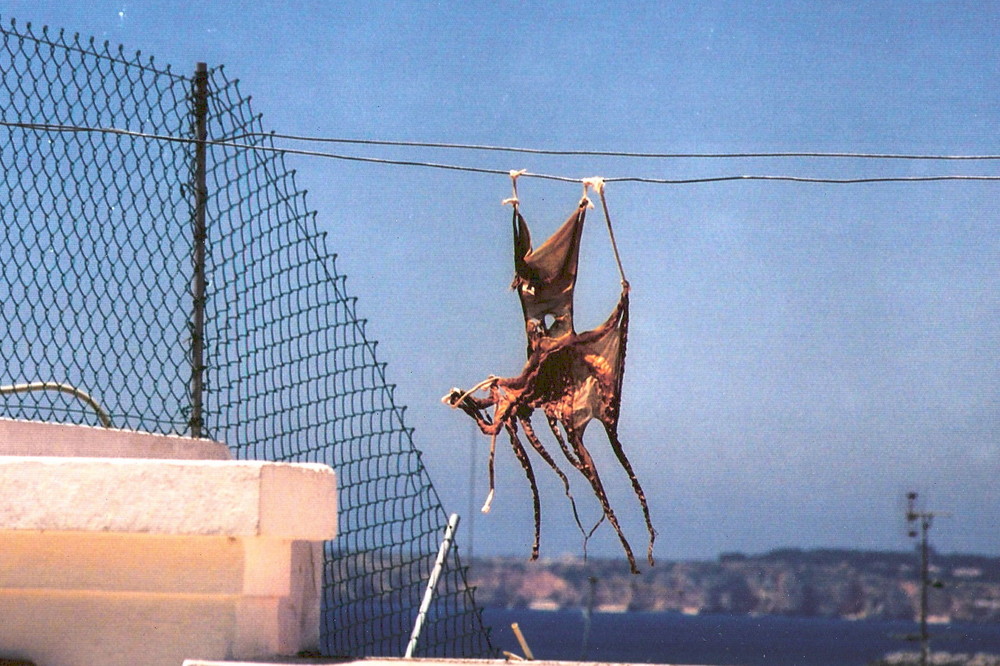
[905,491,951,666]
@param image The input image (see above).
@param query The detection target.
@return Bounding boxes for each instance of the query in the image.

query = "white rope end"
[481,489,495,514]
[442,389,458,407]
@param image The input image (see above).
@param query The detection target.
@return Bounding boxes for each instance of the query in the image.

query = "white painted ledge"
[182,657,696,666]
[0,416,231,459]
[0,456,336,539]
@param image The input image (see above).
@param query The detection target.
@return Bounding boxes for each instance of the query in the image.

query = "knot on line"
[582,176,606,194]
[503,169,528,206]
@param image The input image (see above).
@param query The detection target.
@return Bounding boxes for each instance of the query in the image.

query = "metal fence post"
[405,513,461,658]
[189,62,208,439]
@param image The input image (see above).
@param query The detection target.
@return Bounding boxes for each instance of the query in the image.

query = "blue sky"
[11,1,998,562]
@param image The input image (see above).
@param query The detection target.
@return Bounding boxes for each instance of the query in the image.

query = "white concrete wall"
[0,419,336,666]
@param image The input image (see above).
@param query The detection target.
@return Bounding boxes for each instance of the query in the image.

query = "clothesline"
[225,132,1000,161]
[4,120,1000,185]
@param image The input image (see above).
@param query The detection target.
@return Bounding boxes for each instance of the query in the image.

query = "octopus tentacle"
[602,421,656,566]
[518,413,590,540]
[566,425,639,574]
[504,421,541,560]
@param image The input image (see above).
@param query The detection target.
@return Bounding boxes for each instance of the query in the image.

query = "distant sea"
[482,608,1000,666]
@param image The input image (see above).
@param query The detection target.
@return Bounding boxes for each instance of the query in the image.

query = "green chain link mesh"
[0,17,493,658]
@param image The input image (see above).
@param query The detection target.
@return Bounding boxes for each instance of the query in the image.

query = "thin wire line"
[4,121,1000,185]
[605,174,1000,184]
[225,131,1000,161]
[2,120,535,176]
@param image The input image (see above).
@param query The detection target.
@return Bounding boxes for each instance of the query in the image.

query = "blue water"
[483,609,1000,665]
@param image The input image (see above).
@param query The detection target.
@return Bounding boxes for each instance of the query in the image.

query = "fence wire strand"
[0,16,493,658]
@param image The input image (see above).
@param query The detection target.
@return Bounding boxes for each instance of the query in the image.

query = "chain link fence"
[0,17,492,658]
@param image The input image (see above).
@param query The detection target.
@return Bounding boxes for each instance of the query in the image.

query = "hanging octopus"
[444,176,656,574]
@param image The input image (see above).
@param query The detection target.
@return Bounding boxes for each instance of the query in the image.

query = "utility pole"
[905,491,950,666]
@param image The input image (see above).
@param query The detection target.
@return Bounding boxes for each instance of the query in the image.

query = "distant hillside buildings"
[469,549,1000,623]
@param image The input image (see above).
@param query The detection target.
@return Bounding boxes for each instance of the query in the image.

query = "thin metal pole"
[919,516,930,666]
[580,575,597,660]
[468,421,477,563]
[405,513,460,658]
[189,62,208,439]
